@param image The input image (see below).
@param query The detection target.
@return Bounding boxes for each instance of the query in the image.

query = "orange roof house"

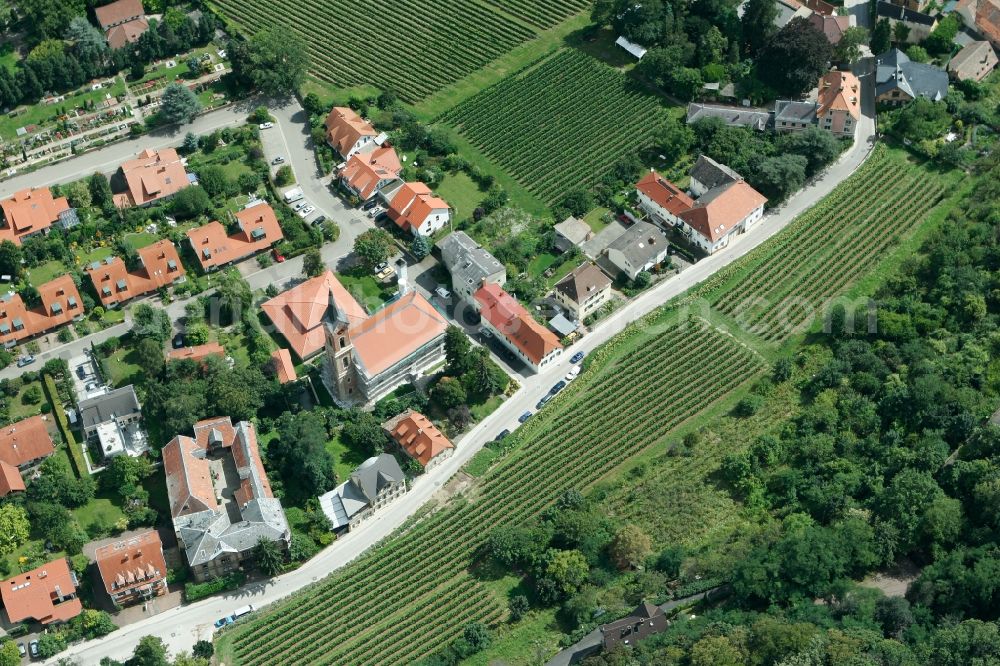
[0,276,84,347]
[635,171,695,226]
[87,239,185,307]
[167,342,225,363]
[475,283,561,371]
[383,410,454,468]
[0,461,25,496]
[817,70,861,136]
[261,270,368,361]
[113,148,192,208]
[808,12,854,44]
[186,202,284,272]
[95,0,148,49]
[0,188,72,245]
[386,182,450,237]
[94,531,167,605]
[0,415,55,469]
[679,180,768,254]
[0,558,82,624]
[347,290,449,377]
[325,107,378,159]
[339,146,401,201]
[270,349,297,384]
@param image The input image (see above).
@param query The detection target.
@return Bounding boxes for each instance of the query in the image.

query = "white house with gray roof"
[438,231,506,305]
[597,221,669,281]
[77,385,147,458]
[318,453,406,532]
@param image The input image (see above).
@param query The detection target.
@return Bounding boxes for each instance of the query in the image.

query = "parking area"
[69,352,104,400]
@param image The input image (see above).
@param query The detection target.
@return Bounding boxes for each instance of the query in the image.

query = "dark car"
[495,429,510,441]
[535,396,551,410]
[374,211,389,223]
[549,380,566,395]
[570,351,585,364]
[362,198,379,211]
[28,640,39,659]
[76,365,86,379]
[312,215,327,226]
[172,333,186,349]
[518,411,532,424]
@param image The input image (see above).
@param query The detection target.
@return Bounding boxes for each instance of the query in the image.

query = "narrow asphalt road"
[51,70,878,664]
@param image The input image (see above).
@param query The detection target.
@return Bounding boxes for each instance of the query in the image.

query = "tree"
[232,28,310,96]
[102,455,153,494]
[560,188,593,217]
[871,18,891,54]
[302,92,324,116]
[135,337,165,377]
[924,14,959,54]
[410,234,430,260]
[834,26,868,64]
[65,16,108,67]
[893,21,910,44]
[133,304,172,343]
[159,83,201,125]
[273,165,294,186]
[905,45,931,63]
[757,18,834,96]
[182,132,199,153]
[0,504,29,556]
[465,347,507,397]
[742,0,778,55]
[0,241,23,280]
[0,640,19,666]
[253,537,284,576]
[754,153,808,201]
[62,180,91,209]
[462,622,492,653]
[267,411,337,502]
[196,165,228,198]
[303,248,325,277]
[89,172,114,209]
[35,633,66,659]
[210,366,271,423]
[130,635,169,666]
[191,641,213,659]
[543,548,589,598]
[19,0,85,41]
[341,410,388,456]
[775,126,840,174]
[171,186,211,219]
[656,117,695,163]
[875,595,913,638]
[608,524,652,570]
[353,228,394,270]
[508,595,530,622]
[431,376,467,409]
[444,326,472,375]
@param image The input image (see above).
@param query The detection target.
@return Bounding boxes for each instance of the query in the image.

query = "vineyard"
[705,146,952,342]
[219,320,764,665]
[210,0,588,102]
[439,49,671,204]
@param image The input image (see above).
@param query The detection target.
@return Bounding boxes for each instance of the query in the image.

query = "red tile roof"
[385,410,453,466]
[818,70,861,120]
[0,415,55,468]
[167,342,225,363]
[636,171,695,217]
[808,13,853,44]
[386,182,450,233]
[0,558,82,624]
[339,147,401,200]
[977,0,1000,47]
[94,0,145,29]
[87,239,185,307]
[680,180,767,243]
[162,434,217,518]
[113,148,191,208]
[349,291,448,376]
[0,188,71,245]
[0,461,24,496]
[324,107,377,157]
[94,531,167,598]
[474,283,561,365]
[106,18,148,49]
[0,276,84,345]
[261,270,367,360]
[186,203,284,272]
[270,349,297,384]
[191,417,273,507]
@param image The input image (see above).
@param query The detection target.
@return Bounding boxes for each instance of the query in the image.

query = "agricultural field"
[217,320,764,665]
[440,49,671,205]
[703,146,957,342]
[211,0,588,102]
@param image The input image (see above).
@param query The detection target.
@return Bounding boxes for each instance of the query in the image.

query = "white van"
[283,188,304,204]
[233,604,256,618]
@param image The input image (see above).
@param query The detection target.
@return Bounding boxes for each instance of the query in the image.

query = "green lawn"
[103,348,142,387]
[26,260,71,286]
[338,270,392,312]
[75,246,115,269]
[528,252,559,277]
[464,447,499,477]
[6,380,47,423]
[583,206,612,233]
[435,171,484,223]
[0,77,127,141]
[0,44,18,73]
[124,232,160,250]
[73,495,127,534]
[325,430,371,483]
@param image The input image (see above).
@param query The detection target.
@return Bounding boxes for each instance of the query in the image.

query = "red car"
[272,249,285,263]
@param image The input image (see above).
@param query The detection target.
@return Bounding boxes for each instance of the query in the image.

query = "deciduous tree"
[757,18,833,96]
[159,82,201,125]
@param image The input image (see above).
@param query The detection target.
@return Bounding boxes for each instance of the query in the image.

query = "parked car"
[16,355,35,368]
[570,351,585,364]
[374,212,389,223]
[259,122,273,130]
[85,381,100,392]
[367,206,384,218]
[297,205,315,218]
[293,201,307,211]
[214,614,236,629]
[518,411,532,424]
[495,429,510,441]
[565,365,581,381]
[362,199,379,211]
[17,643,24,657]
[76,365,86,379]
[28,640,39,659]
[435,286,451,300]
[549,380,566,395]
[312,215,327,226]
[272,249,285,263]
[271,155,284,164]
[536,396,552,410]
[172,333,186,349]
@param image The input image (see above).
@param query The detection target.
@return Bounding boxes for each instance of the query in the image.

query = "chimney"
[396,258,409,295]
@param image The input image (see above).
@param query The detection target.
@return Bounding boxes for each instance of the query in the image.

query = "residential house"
[0,276,84,348]
[875,48,949,105]
[772,0,814,29]
[635,171,695,227]
[0,559,82,625]
[324,107,379,160]
[973,0,1000,50]
[112,148,193,208]
[598,221,669,280]
[384,182,450,236]
[554,263,613,321]
[474,282,562,372]
[78,385,146,459]
[270,349,297,384]
[317,453,406,532]
[949,40,998,81]
[186,202,284,272]
[775,70,861,137]
[553,216,594,252]
[163,417,290,582]
[0,415,55,495]
[383,410,454,470]
[808,12,856,43]
[685,103,770,131]
[688,155,742,198]
[338,146,402,201]
[94,531,167,606]
[0,188,74,245]
[876,2,938,42]
[774,99,820,132]
[167,342,225,364]
[0,462,24,497]
[87,239,185,308]
[886,0,931,15]
[94,0,149,49]
[600,602,668,651]
[438,231,506,305]
[679,179,768,254]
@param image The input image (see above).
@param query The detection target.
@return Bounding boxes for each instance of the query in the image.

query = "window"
[339,336,346,348]
[342,357,349,369]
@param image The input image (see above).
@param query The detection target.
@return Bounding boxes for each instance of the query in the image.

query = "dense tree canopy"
[757,18,834,96]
